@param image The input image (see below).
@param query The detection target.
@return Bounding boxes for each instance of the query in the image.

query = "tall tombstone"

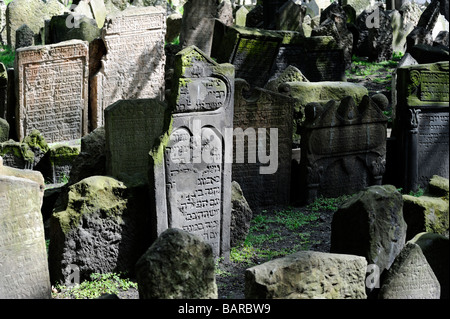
[179,0,220,56]
[91,6,166,129]
[0,157,51,299]
[149,46,234,258]
[15,40,89,143]
[300,95,388,203]
[212,21,283,88]
[233,78,293,210]
[105,99,171,186]
[393,61,449,193]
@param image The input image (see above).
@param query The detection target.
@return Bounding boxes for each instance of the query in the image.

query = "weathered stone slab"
[233,78,293,210]
[105,98,171,186]
[410,232,449,299]
[150,46,234,258]
[48,175,150,284]
[91,6,166,129]
[379,242,440,299]
[212,22,282,88]
[15,40,89,143]
[269,34,346,83]
[299,95,388,202]
[0,162,50,298]
[331,185,407,280]
[245,250,368,299]
[393,61,449,193]
[136,228,218,299]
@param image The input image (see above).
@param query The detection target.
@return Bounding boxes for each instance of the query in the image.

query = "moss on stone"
[22,129,49,153]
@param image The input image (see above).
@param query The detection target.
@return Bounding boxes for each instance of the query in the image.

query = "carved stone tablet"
[150,46,234,258]
[91,6,166,129]
[0,174,51,298]
[393,61,449,192]
[15,40,89,143]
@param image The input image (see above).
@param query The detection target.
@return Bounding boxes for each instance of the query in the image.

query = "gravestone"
[149,46,234,258]
[235,5,249,27]
[212,22,283,88]
[15,24,34,49]
[300,95,388,202]
[0,0,6,45]
[379,242,440,299]
[105,99,171,186]
[0,117,8,142]
[0,159,50,299]
[5,0,65,48]
[0,62,6,119]
[393,61,449,193]
[269,34,346,82]
[232,78,293,210]
[179,0,221,56]
[274,0,306,32]
[90,6,166,129]
[15,40,89,143]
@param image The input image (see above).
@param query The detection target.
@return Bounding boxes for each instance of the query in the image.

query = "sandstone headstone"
[274,0,306,32]
[379,242,440,299]
[91,6,166,129]
[49,175,150,283]
[179,0,221,55]
[15,24,34,49]
[410,232,449,299]
[0,62,7,119]
[0,139,34,169]
[6,0,65,48]
[0,161,50,298]
[331,185,407,276]
[235,5,249,27]
[15,40,89,143]
[264,64,309,92]
[233,78,293,210]
[135,228,218,299]
[0,0,6,45]
[230,180,253,247]
[245,250,368,299]
[212,22,282,88]
[105,99,171,186]
[392,61,449,192]
[150,46,234,258]
[299,96,388,202]
[48,14,101,44]
[165,12,182,43]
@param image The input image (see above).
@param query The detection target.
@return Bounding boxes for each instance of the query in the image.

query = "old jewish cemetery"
[0,0,448,301]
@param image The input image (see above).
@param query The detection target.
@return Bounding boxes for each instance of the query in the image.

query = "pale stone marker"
[150,46,234,258]
[91,6,166,129]
[0,156,50,299]
[15,40,89,143]
[379,242,441,299]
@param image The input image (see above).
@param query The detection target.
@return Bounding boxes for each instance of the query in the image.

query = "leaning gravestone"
[331,185,407,281]
[91,6,166,129]
[211,22,283,88]
[149,46,234,258]
[0,157,50,299]
[269,34,346,82]
[299,95,388,202]
[379,242,441,299]
[105,99,171,186]
[15,40,89,143]
[393,61,449,193]
[233,78,293,210]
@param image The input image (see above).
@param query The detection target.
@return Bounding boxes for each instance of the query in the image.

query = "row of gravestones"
[0,1,448,298]
[1,152,448,298]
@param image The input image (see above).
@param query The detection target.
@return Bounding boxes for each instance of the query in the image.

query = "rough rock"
[331,185,407,274]
[230,181,253,247]
[245,250,368,299]
[135,228,218,299]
